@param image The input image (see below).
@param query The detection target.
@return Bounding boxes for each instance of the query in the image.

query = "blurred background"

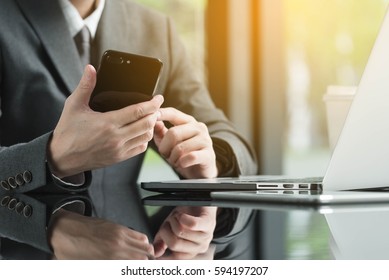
[136,0,388,177]
[136,0,389,258]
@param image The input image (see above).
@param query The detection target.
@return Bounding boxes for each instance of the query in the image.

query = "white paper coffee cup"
[323,86,356,151]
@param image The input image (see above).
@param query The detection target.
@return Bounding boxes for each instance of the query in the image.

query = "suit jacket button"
[8,177,17,189]
[1,196,11,207]
[23,205,32,218]
[23,171,32,183]
[7,198,18,210]
[15,201,25,215]
[15,173,25,186]
[1,181,10,191]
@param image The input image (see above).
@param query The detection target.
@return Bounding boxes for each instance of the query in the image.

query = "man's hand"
[49,209,154,260]
[48,65,164,178]
[153,206,217,259]
[153,108,217,179]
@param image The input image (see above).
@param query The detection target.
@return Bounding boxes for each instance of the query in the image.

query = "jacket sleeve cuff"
[212,137,239,177]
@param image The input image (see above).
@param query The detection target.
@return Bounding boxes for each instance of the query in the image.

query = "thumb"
[72,65,97,105]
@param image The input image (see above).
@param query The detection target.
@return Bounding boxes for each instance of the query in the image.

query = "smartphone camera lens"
[107,55,124,64]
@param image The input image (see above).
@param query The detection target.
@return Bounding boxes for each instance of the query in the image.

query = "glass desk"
[144,192,389,260]
[2,189,389,260]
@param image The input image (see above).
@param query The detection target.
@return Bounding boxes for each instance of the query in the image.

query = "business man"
[0,0,257,259]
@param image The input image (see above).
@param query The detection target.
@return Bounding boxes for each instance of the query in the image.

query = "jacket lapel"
[16,0,83,93]
[93,0,134,66]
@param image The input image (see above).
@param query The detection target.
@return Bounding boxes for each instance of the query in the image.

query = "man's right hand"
[49,209,154,260]
[48,65,164,178]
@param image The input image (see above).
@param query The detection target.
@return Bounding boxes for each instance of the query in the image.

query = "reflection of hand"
[157,245,216,260]
[49,209,154,260]
[48,65,164,178]
[153,206,217,259]
[153,108,217,179]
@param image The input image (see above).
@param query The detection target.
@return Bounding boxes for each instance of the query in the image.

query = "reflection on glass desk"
[143,191,389,260]
[0,190,251,260]
[3,188,389,260]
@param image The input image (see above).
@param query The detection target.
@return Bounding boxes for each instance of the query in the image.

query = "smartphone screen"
[89,50,163,112]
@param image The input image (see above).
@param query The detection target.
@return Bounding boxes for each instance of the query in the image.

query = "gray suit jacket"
[0,0,257,255]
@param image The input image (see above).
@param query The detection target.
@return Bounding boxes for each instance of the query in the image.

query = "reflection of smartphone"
[89,50,163,112]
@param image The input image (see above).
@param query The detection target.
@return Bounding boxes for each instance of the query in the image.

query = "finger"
[120,247,154,260]
[126,239,155,258]
[153,121,168,148]
[116,245,154,260]
[153,238,168,258]
[119,111,158,142]
[168,214,208,244]
[156,245,216,260]
[156,220,179,247]
[153,223,169,258]
[157,221,198,253]
[158,107,196,126]
[110,94,164,126]
[158,124,199,158]
[124,230,155,259]
[107,112,158,160]
[73,65,97,105]
[167,221,213,256]
[176,149,215,170]
[167,135,210,166]
[121,125,157,155]
[126,228,151,244]
[178,208,217,232]
[122,141,149,159]
[158,251,198,260]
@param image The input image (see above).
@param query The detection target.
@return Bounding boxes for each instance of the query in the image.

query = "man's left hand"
[153,107,218,179]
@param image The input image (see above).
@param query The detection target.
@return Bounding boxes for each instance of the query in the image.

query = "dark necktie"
[74,26,91,67]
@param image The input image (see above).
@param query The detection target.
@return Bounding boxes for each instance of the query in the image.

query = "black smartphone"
[89,50,163,112]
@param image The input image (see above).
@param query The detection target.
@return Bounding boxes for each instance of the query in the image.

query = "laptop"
[142,6,389,194]
[141,176,323,192]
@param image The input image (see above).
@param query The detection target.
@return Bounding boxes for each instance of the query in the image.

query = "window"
[283,0,389,176]
[283,0,389,259]
[133,0,207,81]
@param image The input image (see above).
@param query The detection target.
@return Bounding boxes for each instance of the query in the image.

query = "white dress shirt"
[59,0,105,39]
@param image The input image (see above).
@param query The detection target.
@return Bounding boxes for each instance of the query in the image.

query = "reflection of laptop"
[143,190,389,208]
[211,190,389,207]
[142,6,389,193]
[325,210,389,259]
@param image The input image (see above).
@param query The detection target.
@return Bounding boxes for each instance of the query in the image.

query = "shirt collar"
[59,0,105,39]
